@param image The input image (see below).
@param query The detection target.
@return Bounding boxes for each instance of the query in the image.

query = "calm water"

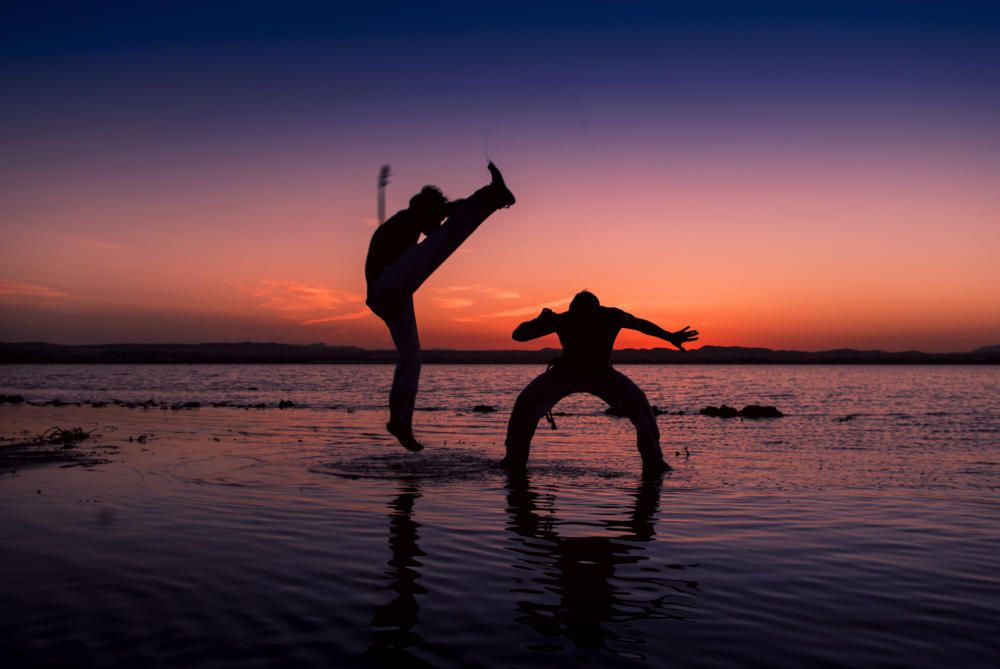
[2,364,999,668]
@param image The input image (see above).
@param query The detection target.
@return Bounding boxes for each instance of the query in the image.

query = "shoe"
[487,162,516,208]
[387,420,424,452]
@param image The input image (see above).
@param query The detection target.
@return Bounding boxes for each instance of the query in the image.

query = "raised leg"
[382,186,507,303]
[503,368,579,469]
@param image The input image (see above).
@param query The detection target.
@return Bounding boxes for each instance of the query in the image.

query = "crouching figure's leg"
[503,368,576,470]
[595,369,670,475]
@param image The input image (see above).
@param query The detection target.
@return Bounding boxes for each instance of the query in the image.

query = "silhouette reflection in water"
[504,472,699,658]
[366,482,430,667]
[364,476,698,666]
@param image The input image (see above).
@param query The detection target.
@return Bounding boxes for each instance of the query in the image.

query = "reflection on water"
[504,473,698,657]
[362,473,699,666]
[368,483,428,666]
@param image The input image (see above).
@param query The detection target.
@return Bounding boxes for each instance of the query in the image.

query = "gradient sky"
[2,1,999,351]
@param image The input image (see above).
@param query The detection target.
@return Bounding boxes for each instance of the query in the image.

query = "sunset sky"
[2,2,998,351]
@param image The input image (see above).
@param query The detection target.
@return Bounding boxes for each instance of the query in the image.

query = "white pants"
[505,366,664,467]
[367,185,502,428]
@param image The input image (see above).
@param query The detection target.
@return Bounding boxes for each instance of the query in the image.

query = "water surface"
[2,365,998,667]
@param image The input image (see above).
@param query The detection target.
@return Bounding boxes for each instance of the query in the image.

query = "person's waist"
[552,355,613,374]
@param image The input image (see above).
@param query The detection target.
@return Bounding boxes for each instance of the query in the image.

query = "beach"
[2,364,999,667]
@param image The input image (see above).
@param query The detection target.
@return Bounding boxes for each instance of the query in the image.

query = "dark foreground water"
[1,364,999,668]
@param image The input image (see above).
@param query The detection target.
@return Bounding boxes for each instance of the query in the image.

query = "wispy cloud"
[302,309,372,324]
[0,281,68,299]
[241,279,370,324]
[434,297,476,310]
[452,298,570,323]
[429,284,521,310]
[429,284,522,313]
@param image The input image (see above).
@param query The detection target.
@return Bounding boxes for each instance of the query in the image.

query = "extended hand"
[668,326,699,351]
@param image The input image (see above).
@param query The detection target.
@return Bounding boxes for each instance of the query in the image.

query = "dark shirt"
[365,210,420,286]
[514,306,631,372]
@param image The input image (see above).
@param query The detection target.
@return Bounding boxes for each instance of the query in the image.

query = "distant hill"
[2,342,999,364]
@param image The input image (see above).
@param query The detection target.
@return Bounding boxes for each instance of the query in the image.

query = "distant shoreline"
[2,342,999,365]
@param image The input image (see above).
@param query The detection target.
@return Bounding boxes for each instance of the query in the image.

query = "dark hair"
[410,185,447,211]
[569,290,600,313]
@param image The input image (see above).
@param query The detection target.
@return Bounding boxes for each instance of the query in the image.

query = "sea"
[1,364,999,668]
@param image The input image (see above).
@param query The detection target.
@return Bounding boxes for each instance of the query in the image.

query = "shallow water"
[1,364,999,667]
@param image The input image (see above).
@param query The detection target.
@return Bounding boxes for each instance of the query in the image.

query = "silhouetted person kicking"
[366,162,515,451]
[502,290,698,476]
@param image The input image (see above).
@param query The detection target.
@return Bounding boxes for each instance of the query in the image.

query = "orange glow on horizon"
[2,139,998,351]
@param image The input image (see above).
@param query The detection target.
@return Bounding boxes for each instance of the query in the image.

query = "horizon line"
[3,341,999,356]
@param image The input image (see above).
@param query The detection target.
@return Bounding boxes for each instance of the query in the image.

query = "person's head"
[409,186,449,234]
[569,290,600,314]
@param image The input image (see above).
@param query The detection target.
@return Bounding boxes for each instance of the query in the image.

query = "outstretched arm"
[512,308,560,342]
[621,312,699,351]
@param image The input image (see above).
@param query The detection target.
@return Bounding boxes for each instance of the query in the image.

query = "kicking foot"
[487,162,516,208]
[641,459,672,478]
[386,420,424,452]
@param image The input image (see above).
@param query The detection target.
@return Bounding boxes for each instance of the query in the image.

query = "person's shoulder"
[600,307,634,328]
[371,211,409,240]
[382,209,412,229]
[602,306,628,320]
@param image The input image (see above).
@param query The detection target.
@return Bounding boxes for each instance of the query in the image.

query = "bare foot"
[641,459,672,478]
[386,420,424,452]
[500,456,527,472]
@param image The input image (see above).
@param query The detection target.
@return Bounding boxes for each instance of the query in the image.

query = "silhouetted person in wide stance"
[502,290,698,476]
[366,163,515,451]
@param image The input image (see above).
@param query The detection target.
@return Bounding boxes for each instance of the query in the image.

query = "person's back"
[365,210,419,287]
[554,305,628,373]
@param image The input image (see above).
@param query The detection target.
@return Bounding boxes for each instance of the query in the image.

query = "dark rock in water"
[739,405,784,419]
[700,404,783,418]
[700,405,740,418]
[278,400,295,409]
[837,414,858,422]
[171,401,201,410]
[90,401,107,408]
[604,405,629,417]
[1,394,26,404]
[472,404,497,413]
[49,399,69,407]
[42,426,92,445]
[211,402,231,408]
